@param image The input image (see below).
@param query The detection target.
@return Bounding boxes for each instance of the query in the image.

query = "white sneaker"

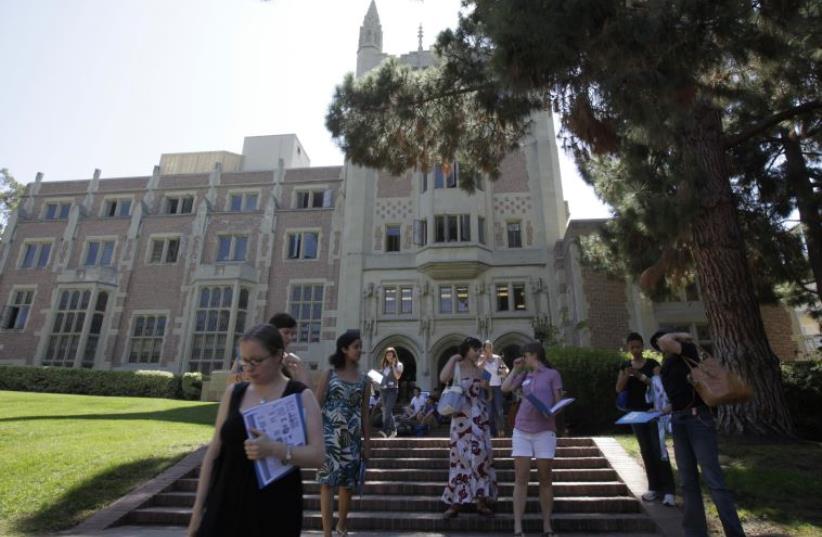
[641,491,658,502]
[389,430,397,438]
[662,494,676,506]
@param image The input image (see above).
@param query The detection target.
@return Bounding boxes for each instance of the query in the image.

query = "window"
[478,216,486,245]
[434,163,459,189]
[289,284,323,343]
[434,214,471,243]
[421,172,428,193]
[190,286,249,374]
[385,225,401,252]
[216,235,248,262]
[44,202,71,220]
[165,195,194,215]
[43,289,108,368]
[439,285,469,314]
[1,289,34,330]
[20,242,51,269]
[383,286,413,315]
[496,282,527,311]
[413,219,427,246]
[129,315,167,364]
[84,240,115,266]
[287,231,319,260]
[295,190,333,209]
[149,237,180,264]
[228,192,258,212]
[103,198,131,218]
[507,221,522,248]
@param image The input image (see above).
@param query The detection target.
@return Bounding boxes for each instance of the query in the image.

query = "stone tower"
[356,0,385,77]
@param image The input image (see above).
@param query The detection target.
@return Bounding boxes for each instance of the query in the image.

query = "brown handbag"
[683,346,753,407]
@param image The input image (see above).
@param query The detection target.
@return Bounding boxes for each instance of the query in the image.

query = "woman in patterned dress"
[440,336,497,518]
[315,329,371,537]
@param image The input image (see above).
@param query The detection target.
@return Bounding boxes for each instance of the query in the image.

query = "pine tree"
[327,1,822,436]
[0,169,25,240]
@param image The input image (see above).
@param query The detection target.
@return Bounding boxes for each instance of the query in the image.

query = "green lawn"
[0,390,218,536]
[616,433,822,537]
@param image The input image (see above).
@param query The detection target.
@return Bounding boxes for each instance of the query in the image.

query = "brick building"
[0,1,805,390]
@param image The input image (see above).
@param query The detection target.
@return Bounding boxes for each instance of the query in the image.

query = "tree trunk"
[686,103,794,437]
[782,130,822,302]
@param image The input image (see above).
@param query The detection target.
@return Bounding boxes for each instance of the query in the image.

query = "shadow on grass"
[13,455,179,535]
[0,404,219,426]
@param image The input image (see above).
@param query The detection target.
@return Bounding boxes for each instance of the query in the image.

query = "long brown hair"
[380,347,397,369]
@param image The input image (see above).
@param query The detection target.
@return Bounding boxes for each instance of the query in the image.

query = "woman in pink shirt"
[501,341,563,537]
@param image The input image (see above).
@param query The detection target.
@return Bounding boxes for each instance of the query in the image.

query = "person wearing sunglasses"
[188,324,325,537]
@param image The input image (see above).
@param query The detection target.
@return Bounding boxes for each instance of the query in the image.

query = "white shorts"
[511,428,557,459]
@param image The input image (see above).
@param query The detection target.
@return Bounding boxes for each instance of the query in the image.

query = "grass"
[0,390,218,537]
[616,433,822,536]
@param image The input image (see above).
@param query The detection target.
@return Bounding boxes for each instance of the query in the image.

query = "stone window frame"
[283,227,322,262]
[215,234,250,264]
[506,220,523,248]
[17,238,54,270]
[41,198,73,220]
[187,284,251,375]
[41,285,110,368]
[292,186,333,210]
[287,280,325,344]
[225,189,261,213]
[433,213,472,243]
[0,285,37,331]
[385,224,402,253]
[381,283,414,317]
[438,283,471,316]
[99,195,135,219]
[161,191,197,215]
[125,310,171,366]
[81,235,119,267]
[493,280,529,313]
[145,234,182,265]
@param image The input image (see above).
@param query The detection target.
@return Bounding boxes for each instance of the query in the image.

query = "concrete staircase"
[122,437,659,533]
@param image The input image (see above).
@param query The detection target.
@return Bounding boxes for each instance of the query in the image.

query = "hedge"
[547,346,628,435]
[782,360,822,441]
[0,366,202,400]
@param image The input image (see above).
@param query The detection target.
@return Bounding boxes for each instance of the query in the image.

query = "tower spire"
[356,0,384,77]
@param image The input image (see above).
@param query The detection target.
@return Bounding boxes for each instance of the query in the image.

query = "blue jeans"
[671,407,745,537]
[382,388,398,435]
[488,386,504,436]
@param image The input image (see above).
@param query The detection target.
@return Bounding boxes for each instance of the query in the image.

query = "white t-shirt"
[483,354,503,386]
[382,362,404,389]
[409,394,426,414]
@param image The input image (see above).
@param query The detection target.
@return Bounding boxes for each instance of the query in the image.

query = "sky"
[0,0,611,220]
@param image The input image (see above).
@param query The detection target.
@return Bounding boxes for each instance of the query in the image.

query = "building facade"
[0,1,807,391]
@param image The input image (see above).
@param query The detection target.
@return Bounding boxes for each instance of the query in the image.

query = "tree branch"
[723,101,822,150]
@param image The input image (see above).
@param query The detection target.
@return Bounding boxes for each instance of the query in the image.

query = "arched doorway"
[494,332,532,369]
[436,345,459,391]
[371,335,421,402]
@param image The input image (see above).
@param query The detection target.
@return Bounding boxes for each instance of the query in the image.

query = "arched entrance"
[372,335,421,403]
[430,333,469,392]
[494,332,532,369]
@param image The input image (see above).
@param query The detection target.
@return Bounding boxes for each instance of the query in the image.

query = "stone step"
[153,491,640,514]
[364,456,609,469]
[368,437,595,449]
[370,446,602,458]
[124,508,657,532]
[301,480,631,497]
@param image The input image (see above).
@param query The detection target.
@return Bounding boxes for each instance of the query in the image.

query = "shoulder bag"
[683,345,752,407]
[437,362,465,416]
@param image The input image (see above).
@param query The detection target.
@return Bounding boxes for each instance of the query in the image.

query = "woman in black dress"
[187,324,325,537]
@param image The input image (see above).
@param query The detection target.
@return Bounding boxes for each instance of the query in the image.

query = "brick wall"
[581,268,631,350]
[760,304,798,361]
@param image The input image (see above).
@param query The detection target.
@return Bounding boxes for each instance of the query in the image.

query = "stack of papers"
[241,393,307,488]
[367,369,384,386]
[615,411,663,425]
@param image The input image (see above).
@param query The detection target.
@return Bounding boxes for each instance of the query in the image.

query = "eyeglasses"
[239,355,273,369]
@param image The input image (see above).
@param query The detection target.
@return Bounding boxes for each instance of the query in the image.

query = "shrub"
[0,366,202,400]
[781,360,822,440]
[548,346,627,435]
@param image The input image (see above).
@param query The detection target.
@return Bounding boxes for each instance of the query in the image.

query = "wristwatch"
[284,444,293,464]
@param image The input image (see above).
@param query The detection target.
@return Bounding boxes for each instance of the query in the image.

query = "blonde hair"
[380,346,398,369]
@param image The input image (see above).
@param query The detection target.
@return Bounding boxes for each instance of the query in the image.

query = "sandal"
[542,531,557,537]
[476,502,495,517]
[443,505,459,518]
[335,528,348,537]
[514,533,525,537]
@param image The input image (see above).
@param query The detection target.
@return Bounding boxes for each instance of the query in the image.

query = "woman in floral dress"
[439,336,497,518]
[315,329,370,537]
